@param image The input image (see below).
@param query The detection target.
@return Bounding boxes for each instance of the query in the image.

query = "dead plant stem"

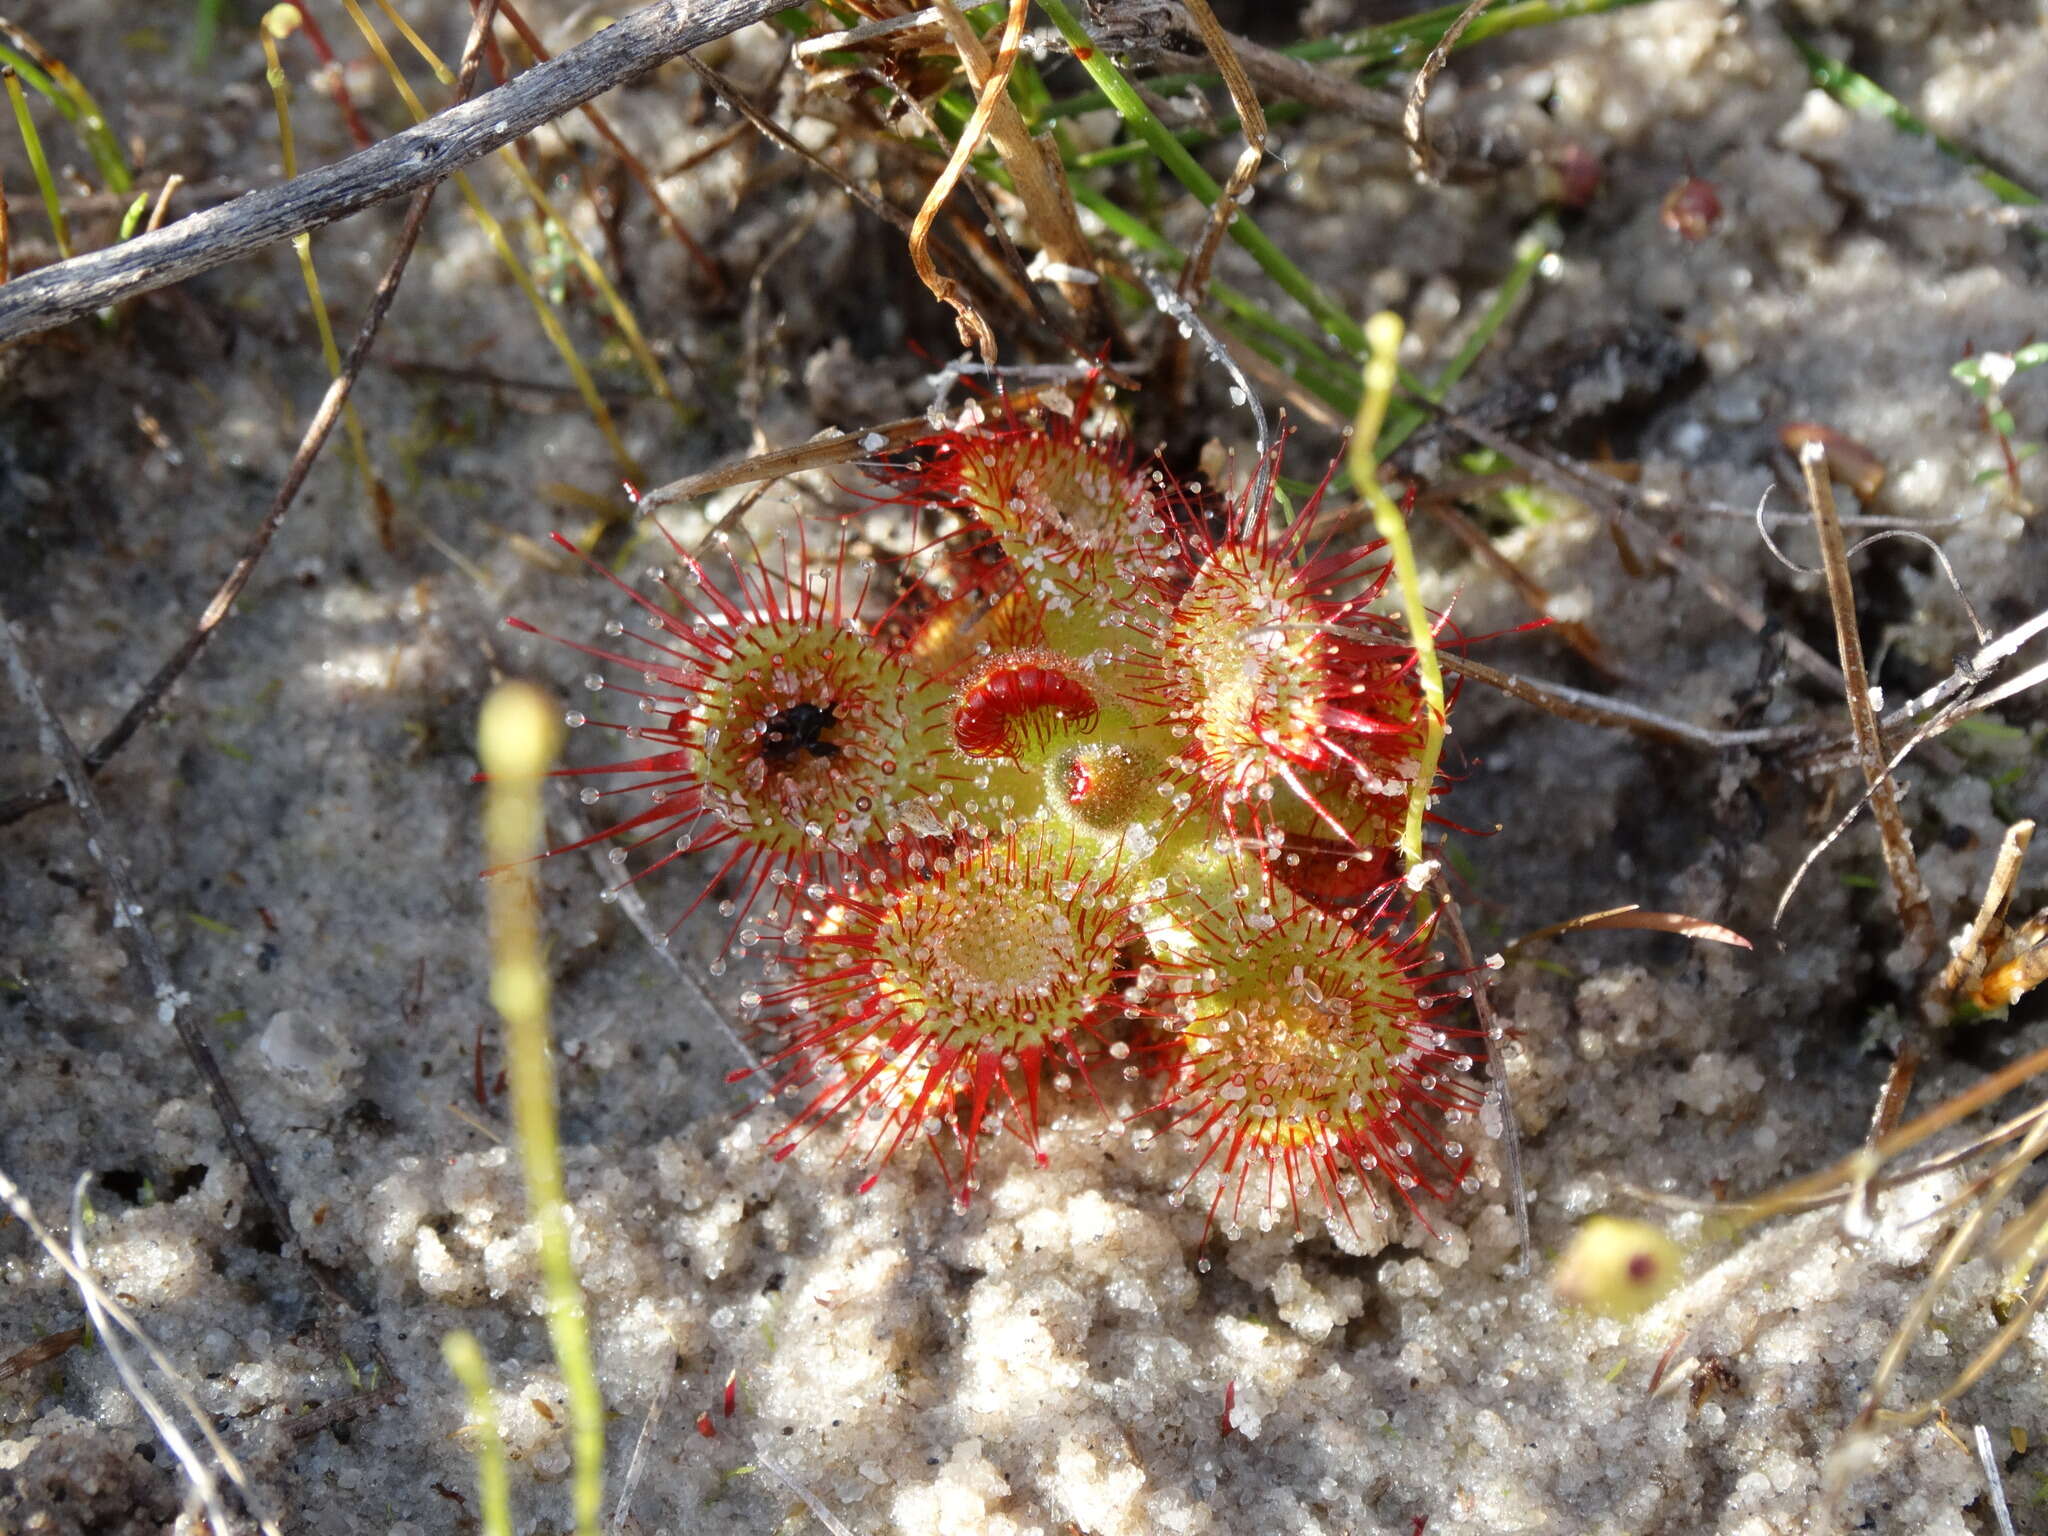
[1800,441,1935,969]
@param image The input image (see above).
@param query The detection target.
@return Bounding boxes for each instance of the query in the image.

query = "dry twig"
[1369,643,1823,752]
[1799,438,1936,969]
[635,380,1087,514]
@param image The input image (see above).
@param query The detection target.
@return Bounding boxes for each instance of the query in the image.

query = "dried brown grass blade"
[1826,1107,2048,1505]
[1174,0,1265,306]
[1404,0,1489,183]
[639,383,1077,512]
[1507,903,1752,955]
[1799,438,1936,971]
[914,0,1031,364]
[637,419,934,509]
[932,0,1109,344]
[1720,1039,2048,1226]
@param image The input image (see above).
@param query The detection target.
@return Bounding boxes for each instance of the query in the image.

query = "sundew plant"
[509,387,1485,1243]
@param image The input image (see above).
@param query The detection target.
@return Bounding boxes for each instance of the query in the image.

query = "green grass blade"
[0,26,132,193]
[1037,0,1370,358]
[191,0,224,66]
[1791,35,2042,214]
[117,191,150,241]
[1041,0,1661,121]
[4,67,70,259]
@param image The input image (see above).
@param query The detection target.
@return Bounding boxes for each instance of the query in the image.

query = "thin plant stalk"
[1350,310,1446,867]
[4,67,69,259]
[442,1331,516,1536]
[262,9,379,505]
[478,681,603,1536]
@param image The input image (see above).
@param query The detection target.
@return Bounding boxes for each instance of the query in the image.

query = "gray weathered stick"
[0,0,782,346]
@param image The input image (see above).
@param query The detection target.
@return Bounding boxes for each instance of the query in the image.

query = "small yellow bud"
[1554,1216,1683,1318]
[478,681,563,787]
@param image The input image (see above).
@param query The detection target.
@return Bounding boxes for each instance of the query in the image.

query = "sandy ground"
[4,1,2047,1533]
